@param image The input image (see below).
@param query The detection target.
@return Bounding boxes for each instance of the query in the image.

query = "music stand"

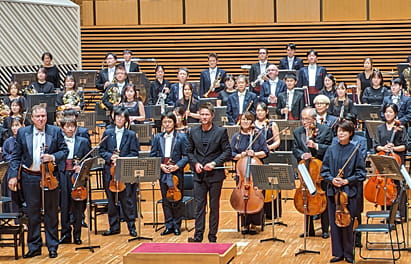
[364,120,384,140]
[273,120,300,151]
[144,105,162,121]
[127,72,150,104]
[71,70,98,91]
[199,98,217,105]
[0,162,10,214]
[73,157,100,252]
[267,106,279,120]
[354,104,382,121]
[12,72,36,88]
[26,94,57,113]
[278,69,297,81]
[115,157,161,242]
[77,112,97,132]
[295,163,320,256]
[223,125,240,143]
[399,165,411,251]
[250,164,295,243]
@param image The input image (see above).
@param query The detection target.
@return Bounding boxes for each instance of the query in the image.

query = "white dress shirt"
[115,127,124,150]
[30,127,45,171]
[108,67,115,82]
[287,89,294,111]
[178,83,184,100]
[269,77,279,96]
[209,68,217,85]
[238,91,246,114]
[164,132,173,158]
[259,61,267,75]
[288,56,295,70]
[308,64,317,87]
[65,136,75,159]
[124,61,131,73]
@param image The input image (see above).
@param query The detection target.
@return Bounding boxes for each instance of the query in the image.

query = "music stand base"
[75,245,100,252]
[128,236,153,242]
[295,248,320,256]
[260,237,285,243]
[265,221,288,227]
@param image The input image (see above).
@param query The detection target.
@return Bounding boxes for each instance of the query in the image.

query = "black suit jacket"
[96,67,117,91]
[187,125,232,182]
[276,90,305,119]
[119,61,140,73]
[8,124,69,180]
[278,56,304,70]
[199,68,227,97]
[249,62,272,84]
[297,65,327,91]
[259,79,287,103]
[226,91,257,125]
[292,123,333,162]
[73,136,91,160]
[166,82,198,106]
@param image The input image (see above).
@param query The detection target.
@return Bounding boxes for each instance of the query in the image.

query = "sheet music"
[297,163,316,195]
[400,165,411,189]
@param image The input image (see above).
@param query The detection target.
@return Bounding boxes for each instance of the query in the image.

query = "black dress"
[29,81,55,94]
[120,101,142,124]
[217,90,236,106]
[361,86,391,105]
[176,97,200,124]
[148,79,171,105]
[329,98,354,117]
[44,65,60,88]
[2,96,27,111]
[357,72,372,101]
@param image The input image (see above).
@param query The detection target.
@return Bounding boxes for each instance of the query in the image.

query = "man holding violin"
[150,111,188,236]
[99,107,140,237]
[8,104,68,258]
[59,117,91,245]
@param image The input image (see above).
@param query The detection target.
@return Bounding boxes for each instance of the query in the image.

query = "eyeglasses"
[315,103,327,106]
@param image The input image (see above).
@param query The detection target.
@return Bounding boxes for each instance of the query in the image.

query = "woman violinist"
[321,120,366,263]
[176,82,200,124]
[231,111,269,234]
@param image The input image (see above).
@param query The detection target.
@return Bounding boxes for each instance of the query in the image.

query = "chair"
[88,164,109,234]
[353,198,401,263]
[0,212,25,260]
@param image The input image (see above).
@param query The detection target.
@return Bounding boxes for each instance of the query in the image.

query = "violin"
[40,144,59,191]
[164,159,182,202]
[109,149,126,192]
[364,120,400,207]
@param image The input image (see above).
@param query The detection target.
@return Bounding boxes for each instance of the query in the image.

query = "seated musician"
[58,117,91,245]
[102,66,128,111]
[226,75,257,125]
[399,55,411,92]
[231,111,269,234]
[361,70,391,105]
[147,65,171,105]
[292,107,333,239]
[297,50,327,106]
[318,73,336,102]
[119,83,146,124]
[167,68,197,106]
[99,107,140,237]
[28,67,55,94]
[4,100,31,135]
[249,48,271,94]
[56,75,84,112]
[150,111,188,236]
[176,82,200,124]
[200,53,226,97]
[321,119,366,264]
[173,107,189,133]
[313,95,338,127]
[119,49,140,73]
[3,81,27,110]
[276,73,305,120]
[381,78,411,125]
[278,43,304,70]
[329,82,354,118]
[259,64,286,107]
[96,52,118,92]
[216,75,236,107]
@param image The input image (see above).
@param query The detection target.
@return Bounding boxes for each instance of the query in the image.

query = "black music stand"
[214,106,228,126]
[115,157,161,242]
[267,106,279,120]
[295,163,320,256]
[71,70,98,91]
[273,120,300,151]
[199,98,217,105]
[127,73,150,104]
[144,105,162,121]
[129,123,153,146]
[365,120,384,140]
[12,72,36,88]
[73,157,100,252]
[354,104,382,121]
[223,125,240,143]
[0,162,10,213]
[26,94,57,112]
[250,164,295,243]
[278,69,297,81]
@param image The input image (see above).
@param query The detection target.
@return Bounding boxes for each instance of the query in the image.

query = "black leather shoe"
[102,229,120,236]
[241,228,249,235]
[23,249,41,258]
[129,229,137,237]
[299,232,315,238]
[187,237,202,243]
[174,228,181,236]
[160,228,174,236]
[74,238,82,245]
[49,250,58,258]
[330,256,344,263]
[59,234,72,244]
[345,257,353,263]
[322,232,329,239]
[81,220,88,228]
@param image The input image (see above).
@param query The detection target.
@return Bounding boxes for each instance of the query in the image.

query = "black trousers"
[21,171,59,252]
[159,181,184,230]
[193,179,223,242]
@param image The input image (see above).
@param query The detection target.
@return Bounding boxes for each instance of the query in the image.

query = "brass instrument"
[100,85,121,110]
[156,84,168,115]
[204,71,222,97]
[0,99,10,124]
[251,70,267,88]
[22,83,37,96]
[403,67,411,94]
[57,90,81,111]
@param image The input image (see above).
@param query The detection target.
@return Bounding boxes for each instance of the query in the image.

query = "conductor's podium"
[124,242,236,264]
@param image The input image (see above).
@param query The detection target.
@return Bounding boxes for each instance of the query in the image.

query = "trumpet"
[156,85,168,106]
[251,70,267,88]
[204,71,222,97]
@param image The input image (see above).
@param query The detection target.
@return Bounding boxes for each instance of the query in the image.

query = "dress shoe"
[299,232,315,238]
[102,229,120,236]
[322,232,329,239]
[49,250,58,258]
[187,237,202,243]
[312,214,320,220]
[129,229,137,237]
[160,228,174,236]
[329,256,344,263]
[59,234,72,244]
[173,228,181,236]
[81,220,88,228]
[345,257,353,263]
[74,238,82,245]
[241,229,249,235]
[23,249,41,258]
[249,224,258,235]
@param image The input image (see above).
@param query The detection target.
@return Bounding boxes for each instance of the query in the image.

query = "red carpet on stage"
[131,242,233,254]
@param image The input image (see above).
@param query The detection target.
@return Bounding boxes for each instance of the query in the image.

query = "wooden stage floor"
[1,192,411,263]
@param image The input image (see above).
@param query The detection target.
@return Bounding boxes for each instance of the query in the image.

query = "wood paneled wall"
[73,0,411,26]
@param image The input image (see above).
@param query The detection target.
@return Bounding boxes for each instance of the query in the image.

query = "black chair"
[88,165,109,234]
[353,198,401,263]
[0,212,25,260]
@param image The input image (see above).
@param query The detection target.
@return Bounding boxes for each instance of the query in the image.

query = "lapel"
[170,131,178,155]
[45,125,53,151]
[304,68,309,81]
[291,90,299,106]
[316,66,321,79]
[26,126,34,158]
[159,132,166,155]
[206,70,211,82]
[204,126,217,154]
[119,129,128,151]
[74,136,81,157]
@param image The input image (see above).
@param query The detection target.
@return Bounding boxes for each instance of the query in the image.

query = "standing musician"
[176,82,200,124]
[231,112,269,234]
[167,68,197,107]
[292,107,333,239]
[56,75,84,112]
[199,53,226,97]
[381,78,411,125]
[8,104,68,258]
[318,73,337,102]
[321,120,366,263]
[329,82,354,119]
[276,73,305,120]
[297,50,327,106]
[399,55,411,92]
[313,95,338,127]
[361,70,391,105]
[101,66,128,111]
[150,111,188,236]
[119,83,146,124]
[61,109,91,145]
[278,43,304,71]
[356,57,374,104]
[147,65,171,105]
[41,52,60,89]
[249,48,271,94]
[96,52,118,91]
[186,102,232,243]
[119,49,140,73]
[99,107,140,237]
[216,75,236,107]
[259,64,286,107]
[226,75,257,125]
[58,117,91,245]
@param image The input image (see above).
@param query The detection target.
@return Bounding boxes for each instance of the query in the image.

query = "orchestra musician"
[119,49,140,73]
[399,55,411,92]
[199,53,226,97]
[8,104,68,258]
[321,119,366,264]
[167,68,197,107]
[318,73,336,102]
[249,48,271,93]
[361,70,391,105]
[119,83,146,124]
[29,67,55,94]
[101,66,128,111]
[187,102,232,243]
[147,65,171,105]
[259,64,286,106]
[231,111,269,234]
[297,50,327,106]
[58,117,91,245]
[292,107,333,239]
[313,95,338,127]
[278,43,304,71]
[99,107,140,237]
[176,82,200,124]
[356,57,373,104]
[329,82,354,118]
[41,52,60,89]
[96,52,118,91]
[2,81,27,110]
[276,73,305,120]
[381,78,411,125]
[173,107,189,133]
[150,111,188,236]
[226,75,257,125]
[61,109,91,145]
[216,75,236,107]
[56,75,84,112]
[3,99,30,136]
